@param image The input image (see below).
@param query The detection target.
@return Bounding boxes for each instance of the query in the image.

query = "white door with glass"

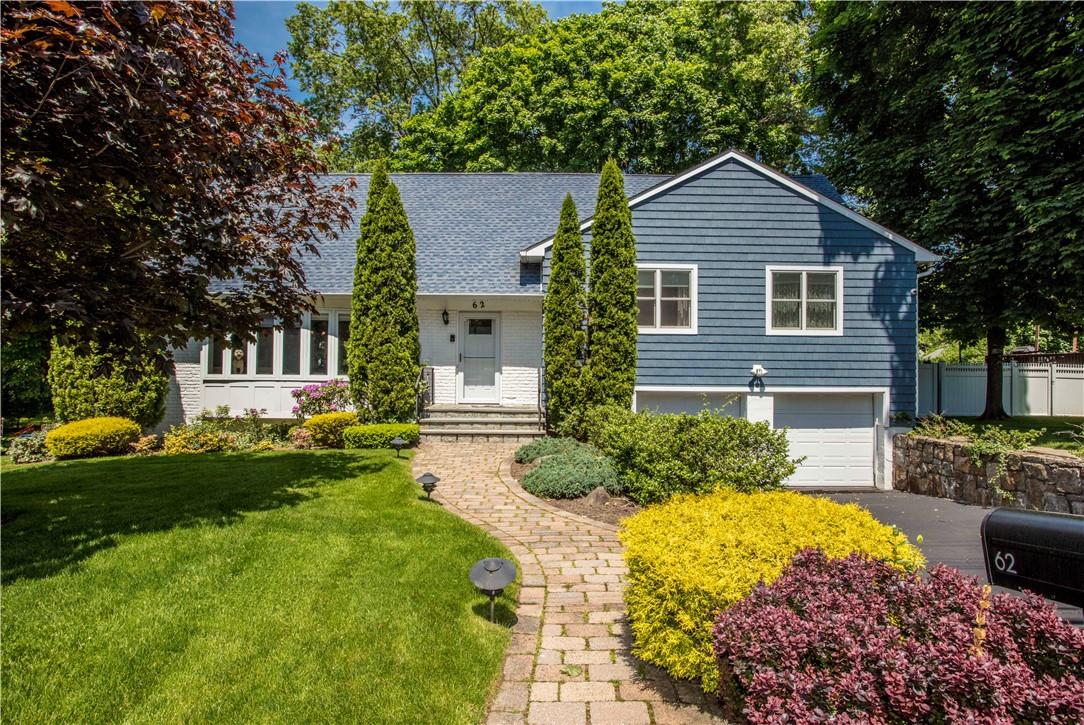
[459,315,499,403]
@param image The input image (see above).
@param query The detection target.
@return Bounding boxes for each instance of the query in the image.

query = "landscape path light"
[416,472,439,499]
[469,558,516,622]
[390,436,406,457]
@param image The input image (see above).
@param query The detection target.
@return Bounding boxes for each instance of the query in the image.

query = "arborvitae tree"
[583,160,638,409]
[346,162,390,406]
[347,163,420,422]
[48,340,169,429]
[543,194,587,430]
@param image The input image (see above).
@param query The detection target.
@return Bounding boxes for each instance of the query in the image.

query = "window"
[255,320,275,375]
[337,317,350,375]
[282,322,301,375]
[636,266,697,333]
[207,338,225,375]
[309,316,328,375]
[766,268,842,335]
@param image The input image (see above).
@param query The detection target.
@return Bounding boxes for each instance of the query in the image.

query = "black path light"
[470,558,517,622]
[390,436,407,457]
[416,472,439,498]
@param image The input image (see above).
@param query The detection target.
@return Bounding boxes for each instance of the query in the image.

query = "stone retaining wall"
[893,434,1084,513]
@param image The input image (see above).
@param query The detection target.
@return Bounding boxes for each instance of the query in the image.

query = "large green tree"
[346,162,420,422]
[812,1,1084,418]
[398,0,812,173]
[1,1,355,353]
[287,0,547,170]
[583,161,638,409]
[543,194,588,430]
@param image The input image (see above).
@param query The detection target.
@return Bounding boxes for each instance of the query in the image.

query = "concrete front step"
[423,404,540,419]
[423,415,541,430]
[420,427,544,443]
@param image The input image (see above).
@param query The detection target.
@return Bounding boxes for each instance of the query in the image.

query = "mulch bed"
[509,459,641,526]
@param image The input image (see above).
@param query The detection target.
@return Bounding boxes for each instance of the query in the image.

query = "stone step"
[420,427,545,443]
[422,415,542,430]
[423,404,540,419]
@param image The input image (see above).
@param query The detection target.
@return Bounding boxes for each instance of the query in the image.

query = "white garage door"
[774,393,876,488]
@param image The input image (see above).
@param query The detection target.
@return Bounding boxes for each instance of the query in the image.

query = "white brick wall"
[499,310,541,406]
[419,306,458,404]
[158,342,204,432]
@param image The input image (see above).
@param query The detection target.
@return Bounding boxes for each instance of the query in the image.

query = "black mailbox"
[980,508,1084,608]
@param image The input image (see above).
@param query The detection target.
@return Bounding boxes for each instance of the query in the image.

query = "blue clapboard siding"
[543,159,917,415]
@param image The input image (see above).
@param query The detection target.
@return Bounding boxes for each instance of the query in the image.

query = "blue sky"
[233,1,603,100]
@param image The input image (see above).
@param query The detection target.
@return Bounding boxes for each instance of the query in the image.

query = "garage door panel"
[775,393,875,488]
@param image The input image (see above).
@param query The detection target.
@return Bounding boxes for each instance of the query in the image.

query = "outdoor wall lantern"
[416,472,440,498]
[469,557,517,622]
[390,437,407,457]
[750,364,768,379]
[441,309,450,325]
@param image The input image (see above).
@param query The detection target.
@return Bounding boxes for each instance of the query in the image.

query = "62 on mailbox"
[980,508,1084,609]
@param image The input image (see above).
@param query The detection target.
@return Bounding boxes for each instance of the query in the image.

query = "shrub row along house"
[163,151,938,489]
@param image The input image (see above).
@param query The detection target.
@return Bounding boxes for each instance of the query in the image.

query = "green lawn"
[952,416,1084,454]
[1,450,514,724]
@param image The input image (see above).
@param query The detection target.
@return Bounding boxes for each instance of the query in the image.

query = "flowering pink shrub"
[713,549,1084,724]
[290,379,351,418]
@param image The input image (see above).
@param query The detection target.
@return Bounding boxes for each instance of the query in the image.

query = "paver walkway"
[413,442,726,725]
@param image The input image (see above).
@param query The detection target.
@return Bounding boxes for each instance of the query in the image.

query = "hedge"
[302,411,359,448]
[45,417,141,459]
[584,405,798,504]
[620,490,925,692]
[343,423,420,449]
[48,340,169,428]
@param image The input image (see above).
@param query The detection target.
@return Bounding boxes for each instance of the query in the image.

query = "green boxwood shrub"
[48,340,169,428]
[302,411,359,448]
[343,423,420,449]
[45,417,141,459]
[519,440,622,499]
[584,405,798,505]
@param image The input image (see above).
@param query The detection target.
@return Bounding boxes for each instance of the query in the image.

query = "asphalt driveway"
[825,490,1082,625]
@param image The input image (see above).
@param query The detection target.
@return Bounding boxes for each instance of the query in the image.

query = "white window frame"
[765,266,844,336]
[636,263,698,335]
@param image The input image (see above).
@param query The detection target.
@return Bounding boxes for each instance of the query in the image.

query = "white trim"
[520,150,940,263]
[636,262,698,335]
[635,385,891,395]
[456,312,501,404]
[764,265,844,336]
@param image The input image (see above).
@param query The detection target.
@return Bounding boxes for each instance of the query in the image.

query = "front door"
[460,315,499,403]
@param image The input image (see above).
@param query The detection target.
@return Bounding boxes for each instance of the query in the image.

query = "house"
[163,151,938,489]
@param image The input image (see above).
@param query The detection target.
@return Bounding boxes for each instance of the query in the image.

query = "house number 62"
[472,300,485,309]
[994,551,1018,575]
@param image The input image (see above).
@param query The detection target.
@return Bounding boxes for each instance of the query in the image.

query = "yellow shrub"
[45,417,141,459]
[302,411,359,448]
[620,490,925,692]
[162,429,236,455]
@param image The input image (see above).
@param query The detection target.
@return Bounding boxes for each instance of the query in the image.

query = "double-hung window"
[766,267,843,335]
[636,265,697,334]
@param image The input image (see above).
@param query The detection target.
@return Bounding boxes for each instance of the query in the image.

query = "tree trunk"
[981,325,1008,419]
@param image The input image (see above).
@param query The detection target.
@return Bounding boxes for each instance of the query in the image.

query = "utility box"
[980,508,1084,608]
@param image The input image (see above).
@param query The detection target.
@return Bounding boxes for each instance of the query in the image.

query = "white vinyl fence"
[918,362,1084,417]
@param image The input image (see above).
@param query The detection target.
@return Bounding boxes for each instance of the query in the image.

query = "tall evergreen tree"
[347,163,420,422]
[346,163,390,406]
[543,194,587,429]
[583,160,638,409]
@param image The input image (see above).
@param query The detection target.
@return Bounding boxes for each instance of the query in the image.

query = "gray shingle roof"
[306,171,841,295]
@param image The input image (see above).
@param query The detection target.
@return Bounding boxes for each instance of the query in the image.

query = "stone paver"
[413,442,726,724]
